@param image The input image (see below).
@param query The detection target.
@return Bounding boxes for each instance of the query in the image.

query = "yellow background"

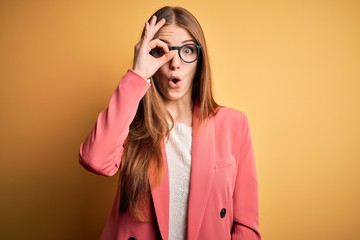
[1,0,359,239]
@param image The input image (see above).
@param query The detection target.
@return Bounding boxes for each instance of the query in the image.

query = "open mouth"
[171,78,180,84]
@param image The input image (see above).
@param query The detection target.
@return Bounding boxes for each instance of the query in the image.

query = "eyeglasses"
[151,43,201,63]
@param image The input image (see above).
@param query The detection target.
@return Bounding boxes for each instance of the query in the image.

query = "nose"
[170,50,181,70]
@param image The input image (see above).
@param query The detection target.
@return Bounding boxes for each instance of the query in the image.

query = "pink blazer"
[79,70,261,240]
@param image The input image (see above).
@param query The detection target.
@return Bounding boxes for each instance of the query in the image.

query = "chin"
[166,94,184,102]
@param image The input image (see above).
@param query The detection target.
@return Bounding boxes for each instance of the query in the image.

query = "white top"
[165,123,192,240]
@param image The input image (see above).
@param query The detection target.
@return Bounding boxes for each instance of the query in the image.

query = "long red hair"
[119,6,219,221]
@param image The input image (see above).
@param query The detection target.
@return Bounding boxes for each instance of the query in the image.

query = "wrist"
[130,69,151,83]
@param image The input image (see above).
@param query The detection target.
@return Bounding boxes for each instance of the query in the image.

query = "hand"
[132,16,176,79]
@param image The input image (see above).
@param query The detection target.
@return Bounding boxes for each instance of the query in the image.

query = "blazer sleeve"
[79,70,150,176]
[232,115,261,239]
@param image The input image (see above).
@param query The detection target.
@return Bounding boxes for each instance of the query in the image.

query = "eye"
[152,47,165,57]
[182,45,195,55]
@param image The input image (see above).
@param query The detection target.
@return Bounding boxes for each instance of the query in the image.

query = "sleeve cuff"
[129,69,151,84]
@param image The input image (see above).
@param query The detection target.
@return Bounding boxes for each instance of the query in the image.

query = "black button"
[128,237,136,240]
[220,208,226,218]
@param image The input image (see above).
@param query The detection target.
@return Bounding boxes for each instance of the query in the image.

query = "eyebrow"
[159,39,196,45]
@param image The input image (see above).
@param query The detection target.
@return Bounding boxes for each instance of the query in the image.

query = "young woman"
[79,6,261,240]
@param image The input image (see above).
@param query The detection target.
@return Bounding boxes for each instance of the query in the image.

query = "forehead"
[155,24,195,44]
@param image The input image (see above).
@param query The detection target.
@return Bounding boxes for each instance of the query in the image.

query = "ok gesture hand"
[132,16,176,80]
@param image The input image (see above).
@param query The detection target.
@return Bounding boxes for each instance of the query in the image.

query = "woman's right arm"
[79,16,175,176]
[79,70,150,176]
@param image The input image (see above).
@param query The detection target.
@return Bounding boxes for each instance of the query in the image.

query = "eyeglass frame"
[151,43,202,63]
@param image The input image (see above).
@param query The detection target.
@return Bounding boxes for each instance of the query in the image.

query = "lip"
[168,75,181,89]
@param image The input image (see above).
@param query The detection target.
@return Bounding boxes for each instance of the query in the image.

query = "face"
[153,24,198,104]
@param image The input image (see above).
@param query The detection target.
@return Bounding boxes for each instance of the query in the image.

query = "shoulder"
[209,107,253,157]
[212,106,248,125]
[210,106,251,140]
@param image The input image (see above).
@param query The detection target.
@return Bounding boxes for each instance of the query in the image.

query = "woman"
[79,6,261,240]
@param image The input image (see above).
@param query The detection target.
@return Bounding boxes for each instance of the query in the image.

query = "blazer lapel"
[151,140,170,240]
[187,104,216,239]
[151,104,216,240]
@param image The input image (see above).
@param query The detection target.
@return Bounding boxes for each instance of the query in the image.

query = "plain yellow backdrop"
[1,0,359,239]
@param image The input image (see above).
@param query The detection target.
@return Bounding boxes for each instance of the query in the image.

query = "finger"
[153,18,166,34]
[147,17,165,41]
[147,16,157,37]
[143,16,156,40]
[143,21,150,40]
[149,15,157,26]
[148,39,169,52]
[157,50,176,65]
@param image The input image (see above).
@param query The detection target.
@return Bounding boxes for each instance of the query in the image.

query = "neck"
[165,98,193,127]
